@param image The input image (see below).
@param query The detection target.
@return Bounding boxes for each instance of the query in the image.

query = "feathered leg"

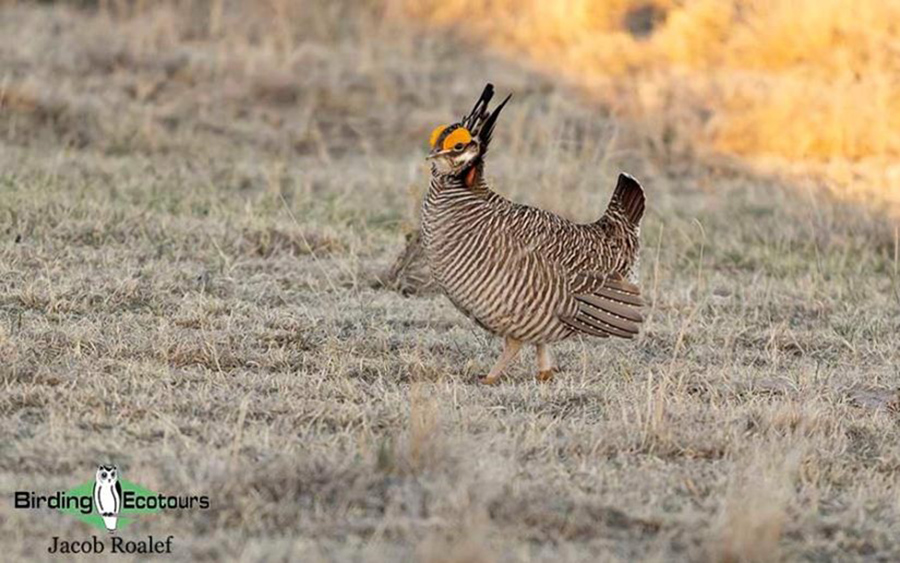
[480,336,522,385]
[536,344,556,382]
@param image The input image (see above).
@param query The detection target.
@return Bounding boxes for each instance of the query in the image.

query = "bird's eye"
[101,472,107,479]
[454,143,465,152]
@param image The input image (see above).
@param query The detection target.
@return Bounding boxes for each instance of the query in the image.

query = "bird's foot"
[479,374,501,385]
[536,368,557,383]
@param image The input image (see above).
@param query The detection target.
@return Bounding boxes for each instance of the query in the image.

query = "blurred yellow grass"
[394,0,900,208]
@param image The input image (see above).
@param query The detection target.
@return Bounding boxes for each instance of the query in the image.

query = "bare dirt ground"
[1,2,899,561]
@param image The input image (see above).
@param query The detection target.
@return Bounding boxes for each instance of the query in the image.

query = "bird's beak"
[426,148,453,160]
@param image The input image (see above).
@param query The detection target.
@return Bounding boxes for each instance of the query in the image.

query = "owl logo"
[93,465,122,532]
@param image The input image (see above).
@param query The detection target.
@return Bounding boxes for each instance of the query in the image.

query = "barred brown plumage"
[421,84,646,384]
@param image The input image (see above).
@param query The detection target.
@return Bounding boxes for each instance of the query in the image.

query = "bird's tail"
[603,173,645,227]
[103,515,118,532]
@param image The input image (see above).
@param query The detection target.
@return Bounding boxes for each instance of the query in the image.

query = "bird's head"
[426,123,481,176]
[426,84,510,182]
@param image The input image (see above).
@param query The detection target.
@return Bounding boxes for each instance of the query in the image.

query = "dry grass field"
[1,1,899,561]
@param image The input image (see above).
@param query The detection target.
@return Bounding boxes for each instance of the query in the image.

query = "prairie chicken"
[421,84,646,384]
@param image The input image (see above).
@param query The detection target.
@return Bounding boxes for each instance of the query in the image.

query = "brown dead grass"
[0,1,899,562]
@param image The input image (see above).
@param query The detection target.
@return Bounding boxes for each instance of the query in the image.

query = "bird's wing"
[115,481,122,513]
[559,272,645,339]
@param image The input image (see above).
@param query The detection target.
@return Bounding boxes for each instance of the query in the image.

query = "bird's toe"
[536,368,557,382]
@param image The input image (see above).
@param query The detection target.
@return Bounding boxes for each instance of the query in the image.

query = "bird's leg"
[480,336,522,385]
[535,344,557,382]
